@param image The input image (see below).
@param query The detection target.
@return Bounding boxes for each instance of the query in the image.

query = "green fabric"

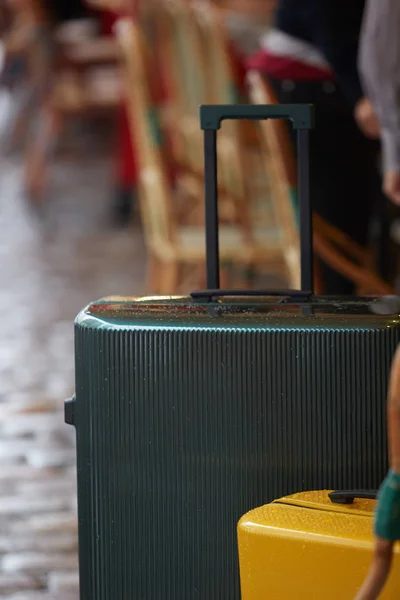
[148,108,163,147]
[374,470,400,541]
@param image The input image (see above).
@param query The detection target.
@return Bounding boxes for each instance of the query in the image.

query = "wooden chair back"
[116,17,177,257]
[148,0,249,227]
[155,0,207,174]
[247,70,301,288]
[247,70,394,295]
[190,1,253,212]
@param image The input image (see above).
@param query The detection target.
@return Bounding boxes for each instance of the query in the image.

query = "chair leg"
[146,253,162,294]
[8,103,31,152]
[24,106,61,203]
[197,261,207,289]
[159,261,180,295]
[220,265,230,289]
[314,259,325,295]
[241,262,257,290]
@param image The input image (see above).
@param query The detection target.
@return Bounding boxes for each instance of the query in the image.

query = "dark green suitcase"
[66,105,400,600]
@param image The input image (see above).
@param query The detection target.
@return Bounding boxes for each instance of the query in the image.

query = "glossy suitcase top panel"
[239,491,380,543]
[239,501,375,543]
[77,295,400,331]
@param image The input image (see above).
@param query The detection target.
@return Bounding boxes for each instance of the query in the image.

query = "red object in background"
[228,40,247,95]
[100,10,117,35]
[117,103,138,187]
[246,48,333,82]
[100,3,137,33]
[99,7,138,188]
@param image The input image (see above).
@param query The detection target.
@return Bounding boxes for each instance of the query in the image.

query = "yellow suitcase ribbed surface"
[238,491,400,599]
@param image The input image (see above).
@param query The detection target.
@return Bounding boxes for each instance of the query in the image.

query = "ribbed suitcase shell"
[72,295,400,600]
[238,490,400,598]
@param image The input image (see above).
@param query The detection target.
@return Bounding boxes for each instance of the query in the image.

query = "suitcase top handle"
[191,103,315,303]
[329,490,378,505]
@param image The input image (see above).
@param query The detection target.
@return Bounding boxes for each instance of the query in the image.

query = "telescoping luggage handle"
[191,104,315,303]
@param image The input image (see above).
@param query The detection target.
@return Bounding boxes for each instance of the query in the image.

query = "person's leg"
[24,97,61,202]
[354,538,393,600]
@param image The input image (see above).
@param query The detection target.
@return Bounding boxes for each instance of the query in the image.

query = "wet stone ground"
[0,140,146,598]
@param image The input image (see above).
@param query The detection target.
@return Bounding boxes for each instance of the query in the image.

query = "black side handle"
[329,490,377,505]
[65,395,76,427]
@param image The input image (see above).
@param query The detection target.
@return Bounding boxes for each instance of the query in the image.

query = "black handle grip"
[191,288,311,301]
[200,104,314,131]
[198,103,315,297]
[329,490,377,505]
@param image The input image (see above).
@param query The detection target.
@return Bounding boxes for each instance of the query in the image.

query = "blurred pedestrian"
[354,343,400,600]
[1,0,54,148]
[247,0,383,294]
[358,0,400,207]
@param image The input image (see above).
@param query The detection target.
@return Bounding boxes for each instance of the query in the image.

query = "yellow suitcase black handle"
[329,490,377,504]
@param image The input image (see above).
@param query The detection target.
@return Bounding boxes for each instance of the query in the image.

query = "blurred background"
[1,0,400,598]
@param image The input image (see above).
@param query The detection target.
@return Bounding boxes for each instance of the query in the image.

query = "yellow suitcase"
[238,490,400,599]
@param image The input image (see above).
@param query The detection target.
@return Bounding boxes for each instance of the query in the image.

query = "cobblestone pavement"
[0,148,146,598]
